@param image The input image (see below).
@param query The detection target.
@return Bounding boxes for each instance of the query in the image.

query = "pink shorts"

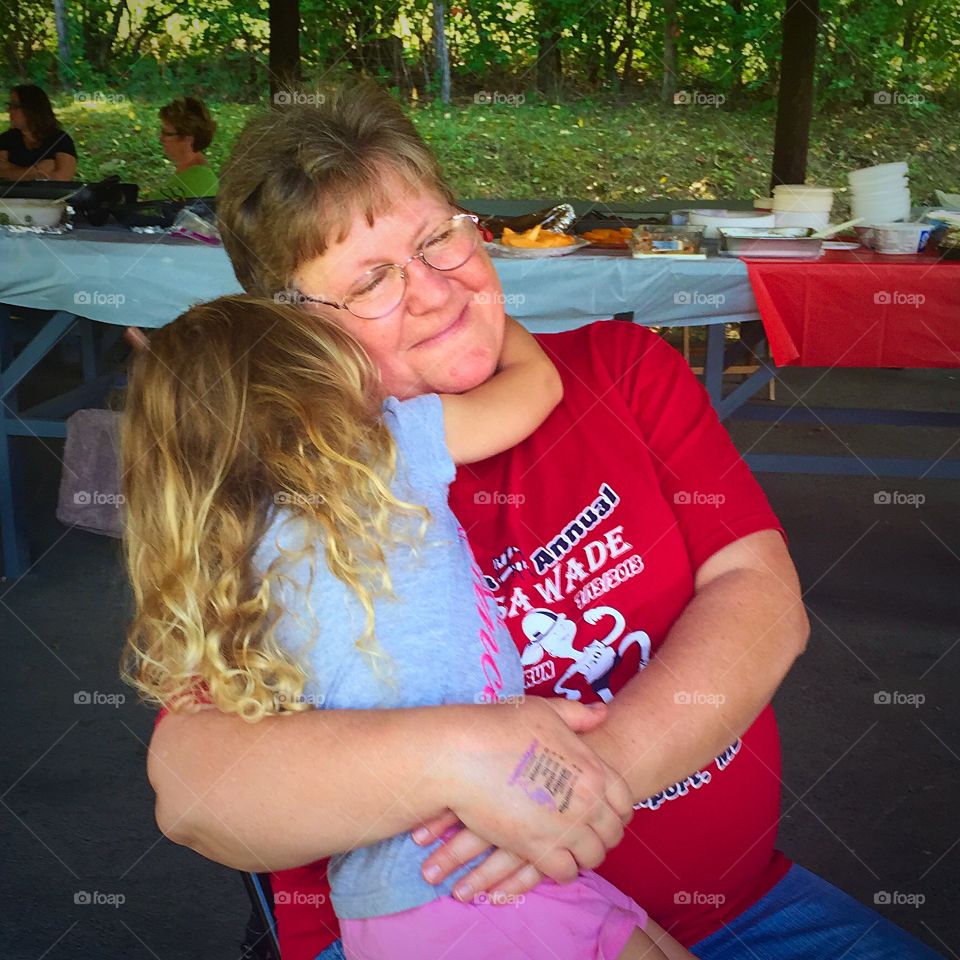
[340,870,648,960]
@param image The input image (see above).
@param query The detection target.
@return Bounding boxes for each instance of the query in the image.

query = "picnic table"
[2,206,959,577]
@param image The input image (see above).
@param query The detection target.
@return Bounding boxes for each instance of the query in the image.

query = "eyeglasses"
[7,102,22,111]
[288,213,481,320]
[159,128,179,139]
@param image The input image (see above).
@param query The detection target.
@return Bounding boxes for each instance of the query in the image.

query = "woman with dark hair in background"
[0,83,78,182]
[157,96,218,200]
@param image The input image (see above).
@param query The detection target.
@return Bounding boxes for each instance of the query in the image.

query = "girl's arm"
[440,317,562,464]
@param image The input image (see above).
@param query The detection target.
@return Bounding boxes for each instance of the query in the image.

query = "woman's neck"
[175,151,207,174]
[21,127,41,149]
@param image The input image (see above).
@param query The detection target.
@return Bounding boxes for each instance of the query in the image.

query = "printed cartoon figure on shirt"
[521,604,651,703]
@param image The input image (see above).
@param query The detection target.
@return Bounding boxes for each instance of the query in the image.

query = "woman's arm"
[416,529,808,895]
[148,695,634,876]
[440,317,562,464]
[0,155,56,180]
[47,151,77,181]
[584,528,808,795]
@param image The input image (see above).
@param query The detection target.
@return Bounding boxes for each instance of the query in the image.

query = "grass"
[56,94,959,209]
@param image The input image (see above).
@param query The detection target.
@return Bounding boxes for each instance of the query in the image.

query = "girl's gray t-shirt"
[253,393,524,919]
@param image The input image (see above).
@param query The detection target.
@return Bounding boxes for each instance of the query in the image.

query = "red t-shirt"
[158,321,791,956]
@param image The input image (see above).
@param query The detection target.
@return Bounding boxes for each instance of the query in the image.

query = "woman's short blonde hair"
[217,81,456,298]
[159,95,217,152]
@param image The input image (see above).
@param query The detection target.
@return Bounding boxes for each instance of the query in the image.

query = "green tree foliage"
[1,0,958,105]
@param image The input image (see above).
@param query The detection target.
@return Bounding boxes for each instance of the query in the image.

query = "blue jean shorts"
[315,863,945,960]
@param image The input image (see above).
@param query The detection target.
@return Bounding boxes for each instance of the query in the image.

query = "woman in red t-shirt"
[139,81,941,960]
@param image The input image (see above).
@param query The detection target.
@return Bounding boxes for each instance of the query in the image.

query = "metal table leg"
[0,310,77,579]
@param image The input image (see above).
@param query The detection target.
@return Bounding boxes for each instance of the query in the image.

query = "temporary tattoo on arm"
[507,739,580,813]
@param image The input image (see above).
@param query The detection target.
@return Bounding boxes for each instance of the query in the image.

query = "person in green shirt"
[157,96,218,200]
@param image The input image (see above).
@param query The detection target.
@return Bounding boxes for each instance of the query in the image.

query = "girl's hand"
[425,697,634,890]
[413,819,546,902]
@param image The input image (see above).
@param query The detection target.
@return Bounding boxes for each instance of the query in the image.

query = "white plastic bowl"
[848,162,909,188]
[851,184,910,201]
[871,222,931,255]
[851,194,911,223]
[850,176,908,193]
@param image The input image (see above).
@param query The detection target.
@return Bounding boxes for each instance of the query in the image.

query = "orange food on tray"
[583,227,633,248]
[500,224,576,248]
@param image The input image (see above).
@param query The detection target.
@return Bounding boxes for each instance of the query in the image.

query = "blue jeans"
[314,864,944,960]
[691,865,944,959]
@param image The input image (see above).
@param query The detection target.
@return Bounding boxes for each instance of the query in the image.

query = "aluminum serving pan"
[717,226,823,259]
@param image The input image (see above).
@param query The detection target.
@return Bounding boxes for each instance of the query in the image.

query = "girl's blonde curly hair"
[120,295,427,721]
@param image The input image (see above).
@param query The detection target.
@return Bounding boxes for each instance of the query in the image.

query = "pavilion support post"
[770,0,822,188]
[269,0,301,98]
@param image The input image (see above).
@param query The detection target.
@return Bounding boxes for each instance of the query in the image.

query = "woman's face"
[293,178,506,399]
[7,93,25,131]
[159,120,192,162]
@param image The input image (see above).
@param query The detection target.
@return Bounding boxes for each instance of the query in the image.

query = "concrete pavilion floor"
[1,352,958,960]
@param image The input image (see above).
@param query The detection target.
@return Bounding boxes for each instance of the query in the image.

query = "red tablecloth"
[743,249,960,368]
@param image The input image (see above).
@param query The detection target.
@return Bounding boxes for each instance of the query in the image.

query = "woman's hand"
[426,697,634,893]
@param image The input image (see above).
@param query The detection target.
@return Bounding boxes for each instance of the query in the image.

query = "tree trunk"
[660,0,678,103]
[269,0,300,98]
[53,0,72,90]
[433,0,451,103]
[728,0,744,102]
[770,0,822,188]
[536,1,562,99]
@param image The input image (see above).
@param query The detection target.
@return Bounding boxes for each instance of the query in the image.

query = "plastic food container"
[630,225,705,256]
[772,185,834,212]
[0,197,67,227]
[774,210,831,230]
[871,222,931,255]
[717,227,823,259]
[684,209,775,239]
